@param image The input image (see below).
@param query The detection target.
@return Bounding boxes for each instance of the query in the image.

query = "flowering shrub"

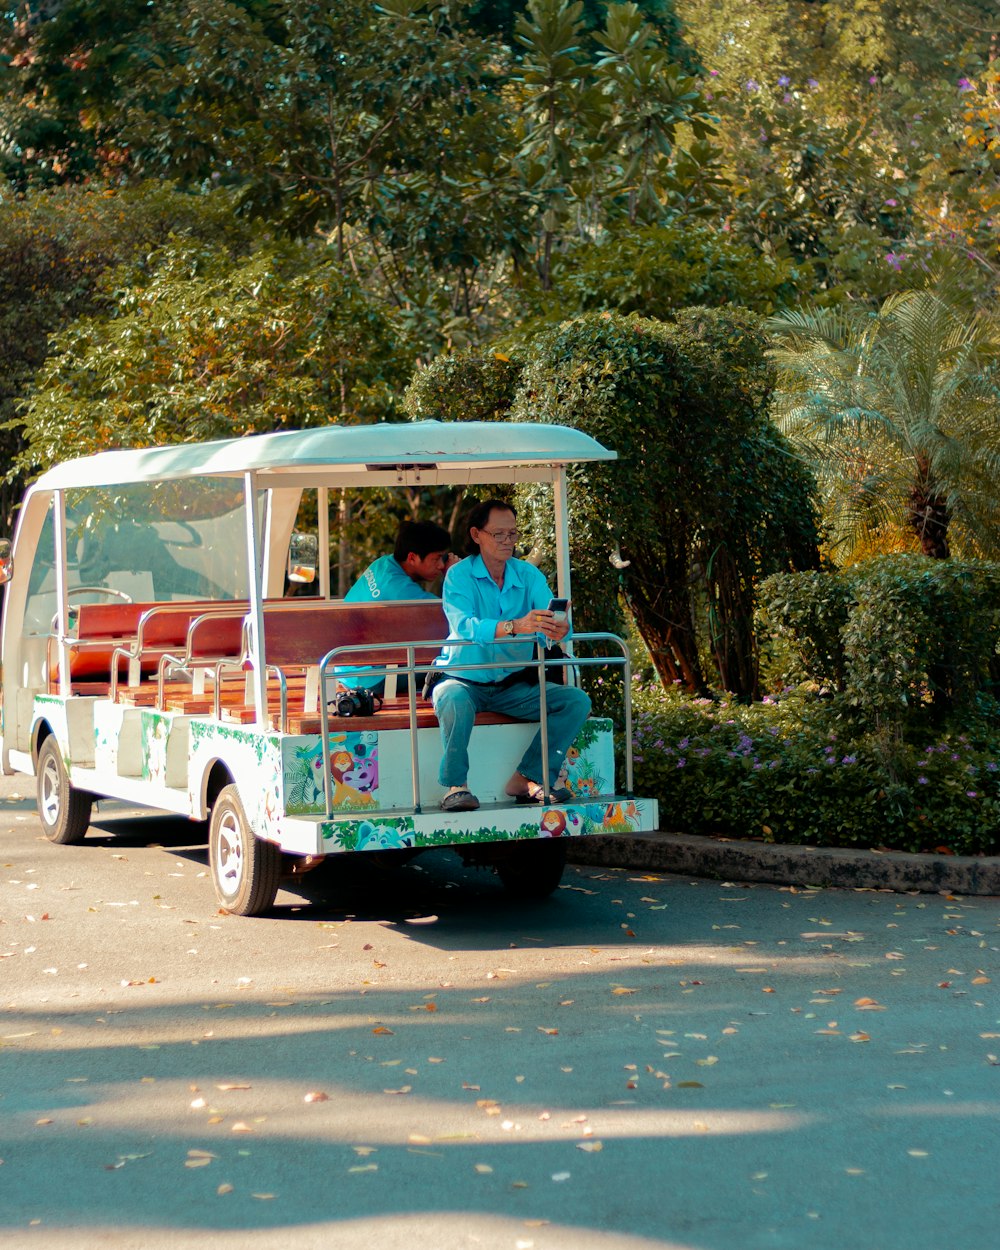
[629,683,1000,855]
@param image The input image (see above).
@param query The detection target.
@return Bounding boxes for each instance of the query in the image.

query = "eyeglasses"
[480,528,519,542]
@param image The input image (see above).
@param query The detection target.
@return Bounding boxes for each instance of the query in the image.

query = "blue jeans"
[431,677,592,790]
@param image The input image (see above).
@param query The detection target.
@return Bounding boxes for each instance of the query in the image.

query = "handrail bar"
[309,632,633,819]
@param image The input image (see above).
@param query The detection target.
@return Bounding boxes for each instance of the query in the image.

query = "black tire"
[494,839,567,900]
[36,735,93,845]
[208,783,281,916]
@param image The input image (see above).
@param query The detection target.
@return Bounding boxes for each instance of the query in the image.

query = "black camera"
[330,687,380,717]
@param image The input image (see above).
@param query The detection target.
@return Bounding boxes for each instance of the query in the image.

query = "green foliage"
[758,569,854,691]
[631,682,1000,855]
[0,181,255,530]
[504,307,820,696]
[842,557,1000,723]
[403,351,524,422]
[759,555,1000,726]
[519,221,804,324]
[770,288,1000,562]
[13,238,409,476]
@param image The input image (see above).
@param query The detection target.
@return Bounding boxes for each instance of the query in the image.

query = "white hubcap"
[40,754,61,828]
[214,809,245,896]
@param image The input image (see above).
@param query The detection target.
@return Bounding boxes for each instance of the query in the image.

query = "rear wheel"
[36,735,93,845]
[208,783,281,916]
[494,839,567,900]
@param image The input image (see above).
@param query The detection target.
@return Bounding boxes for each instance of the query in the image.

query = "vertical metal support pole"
[53,490,70,698]
[406,645,422,813]
[242,473,267,724]
[551,465,579,688]
[319,668,334,818]
[318,486,330,600]
[623,653,634,797]
[536,639,552,799]
[552,467,571,599]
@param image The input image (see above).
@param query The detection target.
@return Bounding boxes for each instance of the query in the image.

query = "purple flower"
[987,763,998,772]
[807,77,819,89]
[841,755,857,765]
[676,758,687,769]
[678,737,690,749]
[884,198,898,207]
[966,791,977,799]
[957,77,973,92]
[777,75,791,87]
[783,93,793,103]
[745,79,760,92]
[886,251,906,270]
[869,75,878,85]
[917,776,928,784]
[709,69,719,77]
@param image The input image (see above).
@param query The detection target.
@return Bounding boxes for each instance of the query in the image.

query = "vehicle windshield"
[23,479,253,632]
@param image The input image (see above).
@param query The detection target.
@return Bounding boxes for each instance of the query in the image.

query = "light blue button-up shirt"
[436,554,554,682]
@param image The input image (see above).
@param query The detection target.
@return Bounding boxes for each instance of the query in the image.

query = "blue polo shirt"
[436,555,554,682]
[338,555,437,691]
[344,554,437,606]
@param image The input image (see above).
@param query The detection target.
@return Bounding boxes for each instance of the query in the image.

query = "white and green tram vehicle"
[0,422,657,915]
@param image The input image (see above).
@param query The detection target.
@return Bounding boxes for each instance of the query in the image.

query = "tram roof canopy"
[33,421,616,492]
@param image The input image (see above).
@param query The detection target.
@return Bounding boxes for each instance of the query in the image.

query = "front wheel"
[208,783,281,916]
[36,735,93,845]
[493,839,567,900]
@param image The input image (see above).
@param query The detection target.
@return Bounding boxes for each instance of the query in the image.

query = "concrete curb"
[565,830,1000,896]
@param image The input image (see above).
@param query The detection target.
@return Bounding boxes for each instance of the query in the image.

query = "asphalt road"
[1,774,998,1250]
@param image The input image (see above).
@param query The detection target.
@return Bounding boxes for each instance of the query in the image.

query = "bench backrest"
[65,600,212,681]
[257,600,448,670]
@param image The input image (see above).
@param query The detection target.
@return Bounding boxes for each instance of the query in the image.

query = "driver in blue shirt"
[430,499,591,812]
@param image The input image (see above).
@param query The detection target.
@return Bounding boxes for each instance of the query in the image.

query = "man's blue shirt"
[344,554,437,606]
[437,554,554,682]
[338,555,436,690]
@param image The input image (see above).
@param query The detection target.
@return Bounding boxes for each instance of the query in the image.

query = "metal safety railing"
[310,632,634,820]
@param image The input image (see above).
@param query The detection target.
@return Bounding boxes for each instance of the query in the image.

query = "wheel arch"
[199,758,235,820]
[31,717,56,767]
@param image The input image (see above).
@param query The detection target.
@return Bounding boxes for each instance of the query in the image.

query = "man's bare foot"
[504,772,544,801]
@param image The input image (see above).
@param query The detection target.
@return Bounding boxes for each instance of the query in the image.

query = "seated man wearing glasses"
[430,499,591,812]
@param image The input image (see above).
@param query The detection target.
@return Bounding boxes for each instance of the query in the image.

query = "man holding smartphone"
[430,499,591,812]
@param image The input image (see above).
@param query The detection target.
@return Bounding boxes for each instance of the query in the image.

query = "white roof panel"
[33,421,615,491]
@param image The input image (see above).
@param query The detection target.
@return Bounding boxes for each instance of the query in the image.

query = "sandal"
[441,788,480,812]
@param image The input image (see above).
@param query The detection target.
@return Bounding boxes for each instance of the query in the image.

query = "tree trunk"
[908,464,950,558]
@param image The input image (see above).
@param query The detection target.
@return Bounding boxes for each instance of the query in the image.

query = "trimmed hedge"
[759,555,1000,723]
[630,683,1000,856]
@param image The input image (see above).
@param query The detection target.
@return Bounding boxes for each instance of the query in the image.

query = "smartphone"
[547,597,569,622]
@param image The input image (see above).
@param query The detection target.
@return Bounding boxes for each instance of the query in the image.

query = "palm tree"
[768,289,1000,562]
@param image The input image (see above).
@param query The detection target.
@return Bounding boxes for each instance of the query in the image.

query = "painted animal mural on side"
[285,731,379,812]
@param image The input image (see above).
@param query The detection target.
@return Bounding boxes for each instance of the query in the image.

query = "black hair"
[465,498,517,555]
[393,520,453,564]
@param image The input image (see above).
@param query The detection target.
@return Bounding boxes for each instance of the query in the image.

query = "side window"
[22,500,57,635]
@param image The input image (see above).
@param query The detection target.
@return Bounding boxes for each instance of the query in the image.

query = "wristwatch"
[502,619,515,637]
